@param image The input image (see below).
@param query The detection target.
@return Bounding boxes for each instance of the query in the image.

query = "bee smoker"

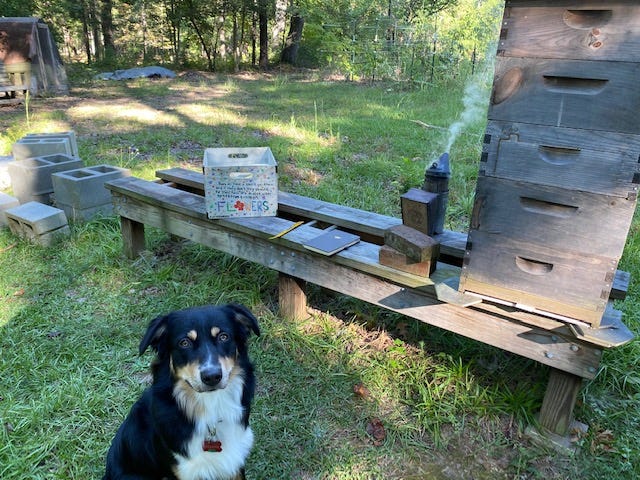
[422,152,450,235]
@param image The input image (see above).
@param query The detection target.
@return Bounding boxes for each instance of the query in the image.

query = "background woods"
[5,0,504,81]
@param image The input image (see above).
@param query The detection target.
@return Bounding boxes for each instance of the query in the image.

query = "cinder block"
[8,154,84,204]
[24,131,79,157]
[12,137,73,161]
[52,165,131,221]
[5,201,69,246]
[0,192,20,227]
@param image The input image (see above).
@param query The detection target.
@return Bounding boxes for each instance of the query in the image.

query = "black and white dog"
[103,304,260,480]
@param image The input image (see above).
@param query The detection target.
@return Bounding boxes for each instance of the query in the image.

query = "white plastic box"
[203,147,278,219]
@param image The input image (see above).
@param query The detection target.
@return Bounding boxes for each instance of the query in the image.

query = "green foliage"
[25,0,502,82]
[2,0,36,17]
[296,0,502,83]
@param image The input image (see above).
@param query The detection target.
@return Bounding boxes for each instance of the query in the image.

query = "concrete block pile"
[1,130,130,245]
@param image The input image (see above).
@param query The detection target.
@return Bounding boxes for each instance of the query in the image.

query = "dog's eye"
[178,338,192,348]
[218,333,230,342]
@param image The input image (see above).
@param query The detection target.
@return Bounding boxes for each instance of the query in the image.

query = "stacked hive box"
[459,1,640,327]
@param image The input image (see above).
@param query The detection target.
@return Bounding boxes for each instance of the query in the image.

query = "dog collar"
[203,426,222,452]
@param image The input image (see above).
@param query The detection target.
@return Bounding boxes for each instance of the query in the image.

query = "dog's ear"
[139,314,169,355]
[227,303,260,337]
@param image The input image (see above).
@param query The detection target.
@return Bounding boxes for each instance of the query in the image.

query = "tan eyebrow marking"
[187,330,197,341]
[211,326,220,338]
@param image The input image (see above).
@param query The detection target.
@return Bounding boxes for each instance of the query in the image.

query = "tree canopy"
[6,0,504,82]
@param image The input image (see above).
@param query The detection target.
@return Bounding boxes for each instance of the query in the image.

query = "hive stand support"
[121,217,145,259]
[279,273,308,320]
[529,367,588,451]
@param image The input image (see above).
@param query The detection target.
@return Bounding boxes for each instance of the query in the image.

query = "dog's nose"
[200,367,223,386]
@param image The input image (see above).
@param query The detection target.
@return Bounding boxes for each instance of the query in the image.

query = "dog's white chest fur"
[173,376,254,480]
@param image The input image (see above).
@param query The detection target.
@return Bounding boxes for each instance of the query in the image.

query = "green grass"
[1,67,639,479]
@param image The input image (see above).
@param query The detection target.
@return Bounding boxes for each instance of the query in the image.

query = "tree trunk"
[165,0,180,66]
[258,0,269,69]
[100,0,115,60]
[251,10,257,66]
[89,0,102,61]
[281,12,303,65]
[189,18,214,71]
[232,12,240,72]
[81,0,92,63]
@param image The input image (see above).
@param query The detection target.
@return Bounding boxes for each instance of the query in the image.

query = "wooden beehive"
[459,0,640,327]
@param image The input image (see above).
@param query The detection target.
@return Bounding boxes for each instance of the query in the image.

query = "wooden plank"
[500,1,640,62]
[120,216,145,259]
[108,176,631,327]
[155,167,467,261]
[109,189,602,379]
[279,273,308,320]
[106,177,436,289]
[539,368,584,436]
[489,57,640,134]
[470,176,636,257]
[470,298,633,349]
[155,167,399,238]
[481,121,640,199]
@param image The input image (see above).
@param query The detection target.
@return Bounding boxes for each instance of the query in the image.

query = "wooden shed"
[0,17,68,96]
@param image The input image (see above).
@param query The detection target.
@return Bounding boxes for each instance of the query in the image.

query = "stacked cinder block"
[5,202,70,246]
[458,1,640,327]
[23,131,79,157]
[8,131,82,204]
[12,136,74,160]
[8,153,83,204]
[52,165,131,221]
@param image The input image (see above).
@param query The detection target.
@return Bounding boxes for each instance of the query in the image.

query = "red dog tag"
[202,439,222,452]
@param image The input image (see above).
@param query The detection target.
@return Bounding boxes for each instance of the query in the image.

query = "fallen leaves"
[353,382,370,400]
[591,429,617,454]
[365,417,386,446]
[353,383,386,446]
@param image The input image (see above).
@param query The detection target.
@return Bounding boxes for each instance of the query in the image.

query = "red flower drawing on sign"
[234,200,245,211]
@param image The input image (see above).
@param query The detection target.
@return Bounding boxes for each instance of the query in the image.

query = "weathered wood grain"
[108,187,603,379]
[120,216,145,258]
[481,121,640,199]
[279,273,308,320]
[155,167,467,261]
[539,368,584,436]
[460,231,617,325]
[470,176,636,257]
[499,1,640,62]
[489,57,640,134]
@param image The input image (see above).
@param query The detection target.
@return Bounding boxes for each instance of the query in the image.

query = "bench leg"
[539,368,583,436]
[120,217,145,259]
[279,273,307,320]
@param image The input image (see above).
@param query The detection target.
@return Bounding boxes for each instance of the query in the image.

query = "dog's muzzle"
[200,366,223,389]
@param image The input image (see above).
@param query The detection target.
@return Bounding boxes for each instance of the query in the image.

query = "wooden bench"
[105,167,634,444]
[0,62,31,105]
